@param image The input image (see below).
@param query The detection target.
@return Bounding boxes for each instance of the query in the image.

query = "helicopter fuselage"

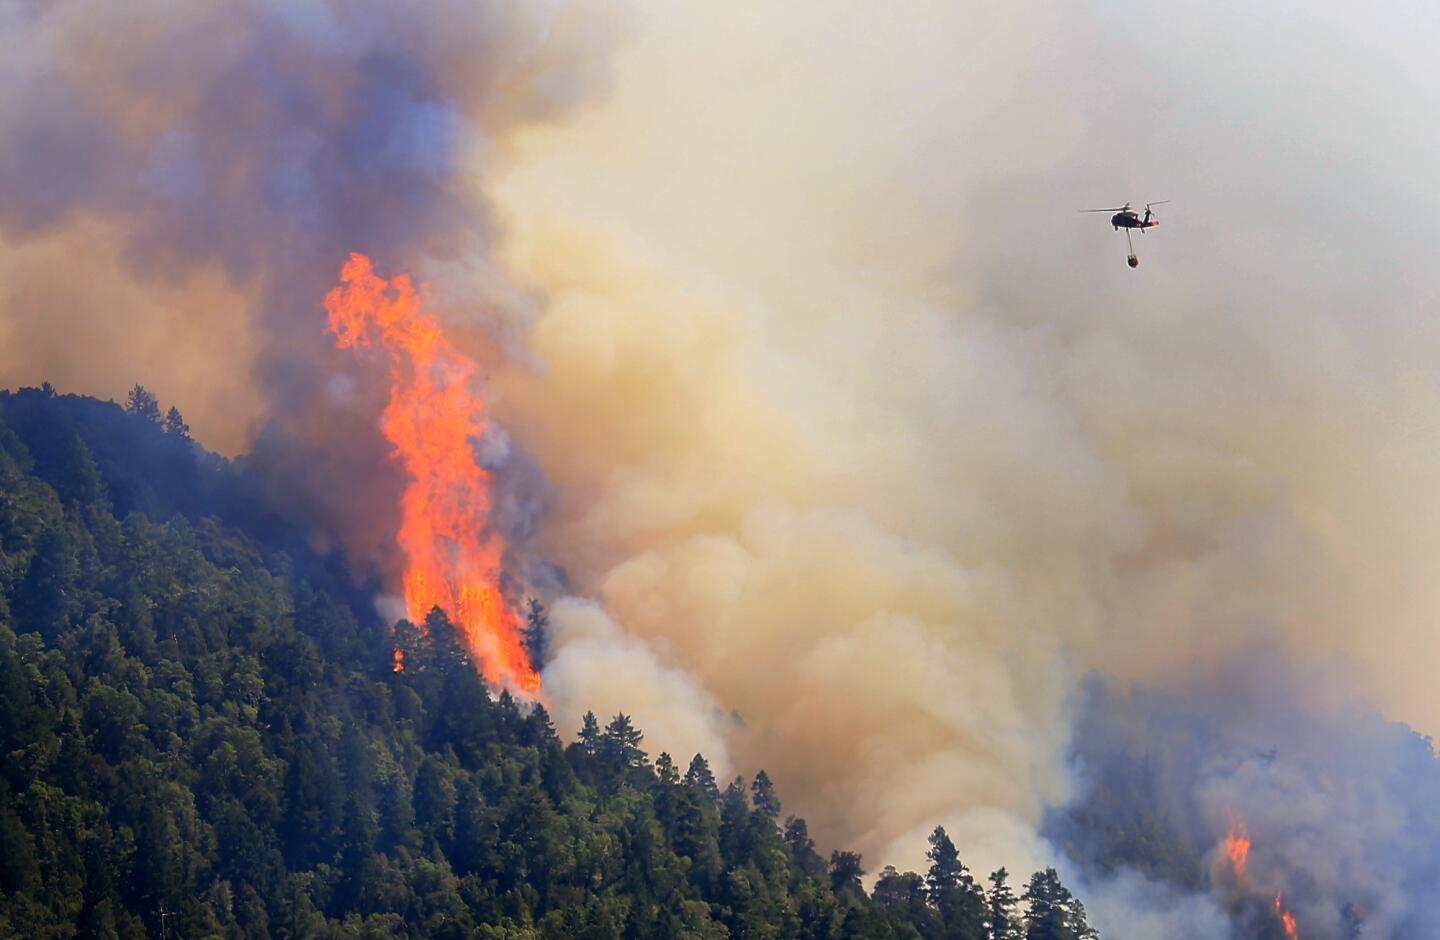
[1111,211,1159,230]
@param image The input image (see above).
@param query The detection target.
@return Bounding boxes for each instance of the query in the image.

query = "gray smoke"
[1056,660,1440,938]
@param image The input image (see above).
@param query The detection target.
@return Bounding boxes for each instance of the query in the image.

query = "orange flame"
[1274,892,1300,940]
[1223,819,1251,879]
[325,252,539,695]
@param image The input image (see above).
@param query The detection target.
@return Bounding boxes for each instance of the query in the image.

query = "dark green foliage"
[926,825,987,938]
[784,815,826,878]
[599,712,646,778]
[830,850,867,897]
[988,867,1023,940]
[578,710,600,753]
[750,769,780,820]
[874,865,933,936]
[0,387,1103,938]
[654,751,679,785]
[684,752,720,803]
[522,596,548,667]
[1022,868,1097,940]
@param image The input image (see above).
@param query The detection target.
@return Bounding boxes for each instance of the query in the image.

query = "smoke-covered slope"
[1052,670,1440,939]
[0,385,1100,939]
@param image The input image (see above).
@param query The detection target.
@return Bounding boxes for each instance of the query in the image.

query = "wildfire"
[325,252,540,694]
[1222,816,1300,939]
[1223,819,1251,879]
[1274,892,1300,940]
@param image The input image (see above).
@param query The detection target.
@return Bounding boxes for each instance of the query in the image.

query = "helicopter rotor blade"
[1145,200,1170,208]
[1080,207,1127,213]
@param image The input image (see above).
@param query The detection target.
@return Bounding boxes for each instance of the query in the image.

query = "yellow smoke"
[486,0,1440,876]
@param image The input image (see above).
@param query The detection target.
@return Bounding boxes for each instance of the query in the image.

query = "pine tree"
[926,826,965,900]
[1067,897,1099,940]
[873,865,932,930]
[989,867,1023,940]
[392,618,424,673]
[783,815,826,876]
[684,753,720,803]
[1023,868,1098,940]
[655,752,679,785]
[595,713,646,790]
[522,702,557,747]
[577,711,601,757]
[751,770,781,820]
[125,384,161,423]
[927,826,986,938]
[829,850,866,897]
[1023,868,1059,940]
[521,596,547,667]
[600,713,646,771]
[420,607,470,672]
[495,689,522,733]
[718,776,751,864]
[52,432,107,508]
[163,406,190,439]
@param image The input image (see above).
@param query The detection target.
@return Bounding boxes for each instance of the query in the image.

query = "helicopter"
[1080,200,1169,267]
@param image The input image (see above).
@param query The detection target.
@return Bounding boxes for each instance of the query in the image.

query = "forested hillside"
[0,385,1099,939]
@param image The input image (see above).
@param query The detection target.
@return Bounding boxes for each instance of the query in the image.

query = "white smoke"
[542,597,732,776]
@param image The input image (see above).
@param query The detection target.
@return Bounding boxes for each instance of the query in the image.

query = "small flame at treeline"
[325,253,540,696]
[1223,816,1300,939]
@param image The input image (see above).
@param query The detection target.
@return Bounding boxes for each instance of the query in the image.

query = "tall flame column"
[325,252,539,694]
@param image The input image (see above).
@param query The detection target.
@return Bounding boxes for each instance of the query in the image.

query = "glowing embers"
[325,252,539,695]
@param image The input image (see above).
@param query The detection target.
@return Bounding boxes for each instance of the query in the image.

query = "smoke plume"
[484,0,1440,901]
[6,3,1440,934]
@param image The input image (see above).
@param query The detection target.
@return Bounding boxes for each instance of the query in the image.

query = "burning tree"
[325,253,539,694]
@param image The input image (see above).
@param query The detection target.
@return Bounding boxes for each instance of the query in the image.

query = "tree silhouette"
[163,406,190,439]
[125,384,161,423]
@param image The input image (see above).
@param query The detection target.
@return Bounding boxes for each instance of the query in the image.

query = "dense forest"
[0,385,1101,939]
